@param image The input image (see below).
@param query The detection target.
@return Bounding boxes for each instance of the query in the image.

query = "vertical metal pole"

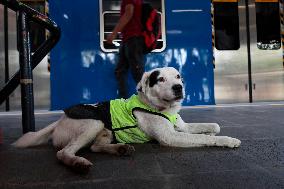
[245,0,253,103]
[18,12,35,133]
[280,0,284,68]
[211,2,216,69]
[4,4,10,111]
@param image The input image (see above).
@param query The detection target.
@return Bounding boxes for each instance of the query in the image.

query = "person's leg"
[115,43,129,98]
[125,37,145,83]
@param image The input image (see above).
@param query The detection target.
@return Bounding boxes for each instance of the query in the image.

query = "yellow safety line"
[255,0,278,2]
[213,0,238,2]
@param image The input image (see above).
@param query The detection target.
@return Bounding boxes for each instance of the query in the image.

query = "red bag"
[141,3,161,54]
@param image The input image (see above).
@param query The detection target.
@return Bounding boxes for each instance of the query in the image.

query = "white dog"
[13,67,241,172]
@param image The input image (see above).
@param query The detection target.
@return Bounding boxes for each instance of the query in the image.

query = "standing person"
[107,0,145,99]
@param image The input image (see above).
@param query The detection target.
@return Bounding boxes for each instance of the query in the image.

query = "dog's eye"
[158,77,165,82]
[176,75,181,79]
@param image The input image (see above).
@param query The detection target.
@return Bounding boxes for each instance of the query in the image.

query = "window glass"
[100,0,165,53]
[103,12,121,50]
[213,2,240,50]
[255,1,281,50]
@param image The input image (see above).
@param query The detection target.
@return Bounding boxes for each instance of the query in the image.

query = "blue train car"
[49,0,214,110]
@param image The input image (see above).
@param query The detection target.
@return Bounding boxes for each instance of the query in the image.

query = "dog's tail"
[12,120,59,148]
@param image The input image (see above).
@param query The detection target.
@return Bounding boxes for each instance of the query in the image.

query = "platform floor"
[1,103,284,189]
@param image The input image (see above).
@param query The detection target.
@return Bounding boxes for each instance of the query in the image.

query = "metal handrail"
[0,0,61,104]
[0,0,61,133]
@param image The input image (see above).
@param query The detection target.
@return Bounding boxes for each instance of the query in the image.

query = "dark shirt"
[121,0,143,41]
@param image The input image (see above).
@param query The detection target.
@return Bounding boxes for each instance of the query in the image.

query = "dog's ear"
[136,71,150,93]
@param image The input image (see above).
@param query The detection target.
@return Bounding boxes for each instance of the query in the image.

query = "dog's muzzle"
[172,84,184,100]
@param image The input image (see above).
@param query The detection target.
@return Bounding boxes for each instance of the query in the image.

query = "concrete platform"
[0,103,284,189]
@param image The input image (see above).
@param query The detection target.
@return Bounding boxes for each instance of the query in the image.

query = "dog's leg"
[135,111,241,148]
[90,144,135,156]
[89,129,135,156]
[56,119,104,171]
[175,115,220,135]
[159,132,241,148]
[180,123,220,136]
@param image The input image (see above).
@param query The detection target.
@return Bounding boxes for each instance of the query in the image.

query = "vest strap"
[132,107,171,122]
[112,125,138,131]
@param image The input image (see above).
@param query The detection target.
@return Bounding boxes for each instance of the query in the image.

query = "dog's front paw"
[227,137,241,148]
[216,137,241,148]
[117,144,135,156]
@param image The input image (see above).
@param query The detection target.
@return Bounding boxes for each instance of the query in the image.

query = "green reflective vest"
[110,95,178,143]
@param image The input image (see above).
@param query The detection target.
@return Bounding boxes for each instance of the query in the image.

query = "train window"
[213,0,240,50]
[99,0,166,53]
[20,0,47,52]
[255,0,281,50]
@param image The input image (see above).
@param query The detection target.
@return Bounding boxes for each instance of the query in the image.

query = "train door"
[213,0,284,103]
[250,0,283,101]
[213,0,250,103]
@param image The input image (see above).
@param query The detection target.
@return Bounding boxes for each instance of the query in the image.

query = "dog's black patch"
[149,70,160,87]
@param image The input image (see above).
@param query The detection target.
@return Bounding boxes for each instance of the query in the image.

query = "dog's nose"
[172,84,183,94]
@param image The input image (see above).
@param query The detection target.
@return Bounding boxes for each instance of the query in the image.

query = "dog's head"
[137,67,184,113]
